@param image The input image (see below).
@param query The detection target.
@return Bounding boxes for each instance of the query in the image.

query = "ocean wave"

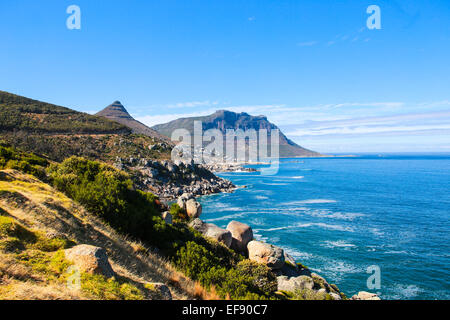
[390,284,422,299]
[324,260,362,274]
[281,246,316,261]
[284,199,338,205]
[204,212,248,222]
[369,228,385,237]
[291,176,305,179]
[306,209,364,221]
[255,195,269,200]
[260,222,354,232]
[322,240,356,249]
[260,182,289,186]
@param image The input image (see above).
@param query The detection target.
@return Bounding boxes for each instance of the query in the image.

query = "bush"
[235,260,278,295]
[170,203,188,222]
[48,157,162,239]
[0,144,48,179]
[47,156,279,300]
[174,241,275,299]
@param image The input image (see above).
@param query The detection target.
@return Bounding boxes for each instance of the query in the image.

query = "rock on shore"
[114,157,236,201]
[226,221,253,253]
[189,219,232,248]
[247,240,285,270]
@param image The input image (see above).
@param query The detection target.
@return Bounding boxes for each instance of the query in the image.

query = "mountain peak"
[151,110,320,157]
[96,101,132,120]
[95,101,173,144]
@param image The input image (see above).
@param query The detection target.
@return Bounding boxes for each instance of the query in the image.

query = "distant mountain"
[96,101,172,144]
[152,110,320,158]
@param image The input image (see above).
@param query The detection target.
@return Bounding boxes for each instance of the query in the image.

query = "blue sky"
[1,0,449,153]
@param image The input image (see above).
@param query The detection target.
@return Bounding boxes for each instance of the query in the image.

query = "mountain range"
[151,110,320,158]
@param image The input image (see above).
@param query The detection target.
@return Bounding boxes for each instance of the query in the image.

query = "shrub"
[235,260,278,295]
[48,157,162,239]
[170,203,188,222]
[47,156,279,300]
[0,144,48,179]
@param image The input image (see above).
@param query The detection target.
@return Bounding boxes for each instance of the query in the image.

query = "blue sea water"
[199,154,450,300]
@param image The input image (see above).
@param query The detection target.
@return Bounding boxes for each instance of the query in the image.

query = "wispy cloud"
[285,110,450,137]
[132,99,450,152]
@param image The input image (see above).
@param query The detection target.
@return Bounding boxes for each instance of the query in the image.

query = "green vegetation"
[0,91,172,163]
[0,143,48,179]
[79,273,145,300]
[0,215,74,253]
[175,242,277,299]
[48,157,163,239]
[0,213,148,300]
[288,288,333,300]
[170,203,189,222]
[0,91,128,134]
[47,156,278,299]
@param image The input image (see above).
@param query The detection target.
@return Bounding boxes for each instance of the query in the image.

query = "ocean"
[199,154,450,300]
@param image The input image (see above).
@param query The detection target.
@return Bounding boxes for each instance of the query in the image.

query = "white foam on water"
[260,222,354,232]
[325,260,362,274]
[306,209,364,221]
[284,199,338,205]
[255,195,269,200]
[291,176,305,179]
[369,228,384,237]
[283,247,316,261]
[391,284,422,299]
[322,240,356,249]
[260,182,289,186]
[204,212,248,222]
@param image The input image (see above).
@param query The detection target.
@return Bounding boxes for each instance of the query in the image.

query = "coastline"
[190,167,378,300]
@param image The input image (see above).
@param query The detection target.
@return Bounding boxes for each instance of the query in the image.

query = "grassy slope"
[0,169,197,300]
[0,91,172,162]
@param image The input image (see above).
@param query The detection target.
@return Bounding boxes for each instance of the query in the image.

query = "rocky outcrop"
[204,163,257,173]
[162,211,172,225]
[64,244,115,278]
[148,283,172,300]
[247,240,285,270]
[277,275,314,292]
[189,219,232,248]
[351,291,381,300]
[116,158,236,201]
[177,193,192,211]
[226,221,253,253]
[185,199,202,219]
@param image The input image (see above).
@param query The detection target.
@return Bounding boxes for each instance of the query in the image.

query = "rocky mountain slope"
[152,110,320,158]
[0,91,233,200]
[0,91,172,163]
[96,101,173,144]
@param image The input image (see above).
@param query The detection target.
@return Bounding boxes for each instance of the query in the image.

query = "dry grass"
[0,169,201,300]
[0,281,82,300]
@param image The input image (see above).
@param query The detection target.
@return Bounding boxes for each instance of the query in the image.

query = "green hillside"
[0,91,172,162]
[0,91,129,134]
